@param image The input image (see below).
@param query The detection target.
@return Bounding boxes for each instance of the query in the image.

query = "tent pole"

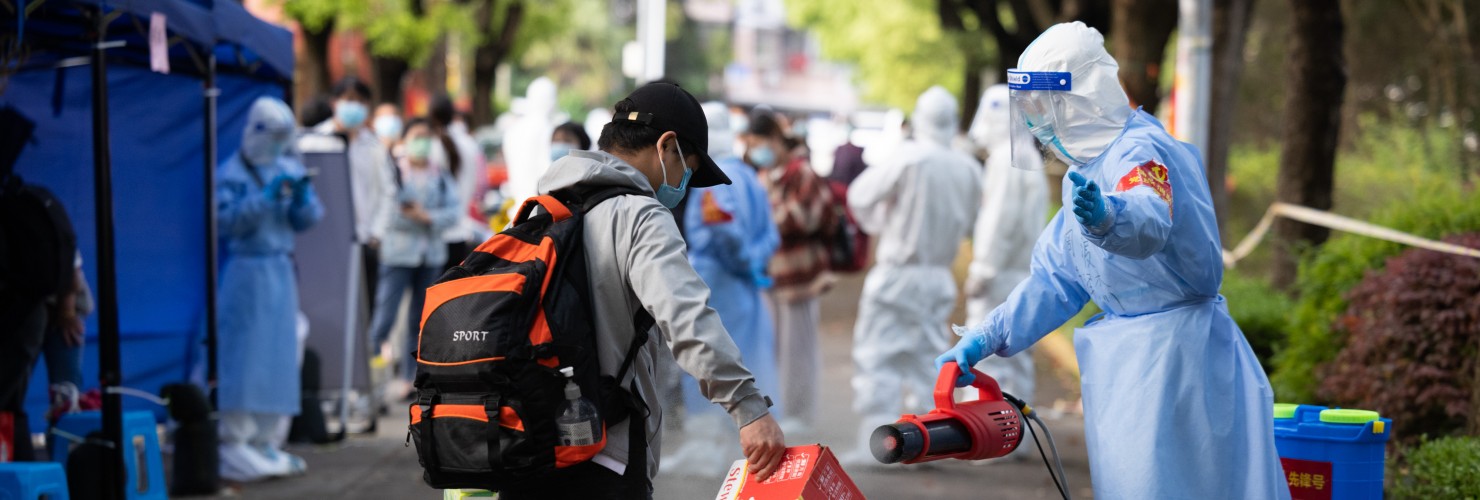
[205,54,220,406]
[90,5,126,500]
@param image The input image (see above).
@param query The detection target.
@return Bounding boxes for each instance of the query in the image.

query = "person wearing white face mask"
[505,83,787,498]
[842,86,983,468]
[312,77,396,320]
[216,97,323,482]
[372,102,403,150]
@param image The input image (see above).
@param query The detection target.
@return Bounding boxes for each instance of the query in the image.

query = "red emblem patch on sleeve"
[1115,160,1173,209]
[699,190,734,225]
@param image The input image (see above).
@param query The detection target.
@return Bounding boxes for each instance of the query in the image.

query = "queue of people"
[1,21,1286,498]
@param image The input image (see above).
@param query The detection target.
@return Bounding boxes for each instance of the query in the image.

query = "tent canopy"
[4,0,293,427]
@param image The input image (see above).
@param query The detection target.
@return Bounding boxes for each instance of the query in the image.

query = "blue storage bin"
[1273,403,1391,500]
[0,461,70,500]
[50,411,166,500]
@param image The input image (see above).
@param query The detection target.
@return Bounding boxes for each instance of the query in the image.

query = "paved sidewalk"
[216,272,1095,499]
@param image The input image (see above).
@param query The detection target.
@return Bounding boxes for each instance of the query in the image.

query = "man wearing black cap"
[496,83,786,499]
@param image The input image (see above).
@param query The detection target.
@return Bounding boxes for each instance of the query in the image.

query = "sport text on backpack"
[409,188,653,491]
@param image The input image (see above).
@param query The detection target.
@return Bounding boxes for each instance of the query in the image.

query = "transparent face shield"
[1007,70,1077,170]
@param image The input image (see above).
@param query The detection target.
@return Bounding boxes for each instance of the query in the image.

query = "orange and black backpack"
[409,187,654,490]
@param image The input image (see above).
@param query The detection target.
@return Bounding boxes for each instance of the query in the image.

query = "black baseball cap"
[611,82,731,187]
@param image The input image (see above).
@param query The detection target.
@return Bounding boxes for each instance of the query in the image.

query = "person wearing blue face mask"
[509,83,787,498]
[313,77,396,321]
[661,101,784,476]
[550,121,593,163]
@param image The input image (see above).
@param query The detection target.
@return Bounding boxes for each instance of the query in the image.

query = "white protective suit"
[584,108,613,151]
[846,87,983,458]
[501,77,558,214]
[964,84,1048,407]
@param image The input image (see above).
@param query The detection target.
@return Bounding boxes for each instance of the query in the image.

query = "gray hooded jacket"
[537,150,771,480]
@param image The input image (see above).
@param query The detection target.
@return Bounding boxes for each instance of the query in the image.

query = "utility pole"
[634,0,667,84]
[1174,0,1213,163]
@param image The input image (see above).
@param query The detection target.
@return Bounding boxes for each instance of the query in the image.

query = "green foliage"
[517,0,627,115]
[1390,436,1480,500]
[787,0,989,111]
[1319,232,1480,443]
[1270,185,1480,403]
[1221,273,1291,372]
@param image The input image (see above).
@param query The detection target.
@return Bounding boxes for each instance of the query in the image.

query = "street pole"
[1175,0,1212,164]
[635,0,666,85]
[90,5,125,499]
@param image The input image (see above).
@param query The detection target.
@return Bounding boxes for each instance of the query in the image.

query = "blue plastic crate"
[0,461,70,500]
[1273,404,1391,500]
[50,411,166,500]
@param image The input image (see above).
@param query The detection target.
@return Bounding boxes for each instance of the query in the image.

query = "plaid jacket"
[762,158,838,301]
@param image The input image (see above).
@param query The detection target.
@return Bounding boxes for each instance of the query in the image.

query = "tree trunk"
[472,0,525,128]
[1110,0,1177,114]
[1272,0,1345,289]
[297,19,335,121]
[960,51,987,132]
[1207,0,1256,231]
[371,54,410,106]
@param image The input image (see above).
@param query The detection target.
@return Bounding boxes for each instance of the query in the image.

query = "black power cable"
[1004,392,1070,500]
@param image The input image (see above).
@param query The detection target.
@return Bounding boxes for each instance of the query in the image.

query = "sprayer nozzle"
[870,423,923,464]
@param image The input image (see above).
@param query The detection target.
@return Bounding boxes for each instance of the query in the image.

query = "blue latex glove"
[290,176,312,205]
[1068,171,1109,233]
[262,173,294,200]
[750,263,773,289]
[935,331,993,387]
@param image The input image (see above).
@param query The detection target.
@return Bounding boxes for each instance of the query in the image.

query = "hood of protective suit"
[1017,21,1131,164]
[240,97,296,166]
[700,101,735,159]
[910,86,958,148]
[583,108,613,150]
[538,149,656,197]
[968,84,1012,154]
[525,77,558,117]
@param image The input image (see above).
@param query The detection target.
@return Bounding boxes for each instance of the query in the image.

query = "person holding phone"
[367,118,462,396]
[216,97,323,482]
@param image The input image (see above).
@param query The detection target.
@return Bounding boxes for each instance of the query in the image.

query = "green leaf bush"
[1317,233,1480,443]
[1270,188,1480,403]
[1390,436,1480,499]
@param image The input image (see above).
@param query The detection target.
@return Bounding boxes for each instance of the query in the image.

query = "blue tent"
[3,0,293,485]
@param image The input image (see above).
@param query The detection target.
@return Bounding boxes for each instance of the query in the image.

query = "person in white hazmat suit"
[962,85,1048,436]
[501,77,558,214]
[844,86,982,465]
[938,22,1288,497]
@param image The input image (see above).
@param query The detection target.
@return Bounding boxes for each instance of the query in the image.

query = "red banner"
[1280,457,1334,500]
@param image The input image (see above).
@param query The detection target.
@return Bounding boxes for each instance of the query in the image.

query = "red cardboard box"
[714,444,866,500]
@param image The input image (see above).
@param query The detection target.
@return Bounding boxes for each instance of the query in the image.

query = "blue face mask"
[550,142,575,163]
[655,139,691,209]
[1028,119,1082,165]
[373,115,403,140]
[336,101,369,129]
[747,144,776,169]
